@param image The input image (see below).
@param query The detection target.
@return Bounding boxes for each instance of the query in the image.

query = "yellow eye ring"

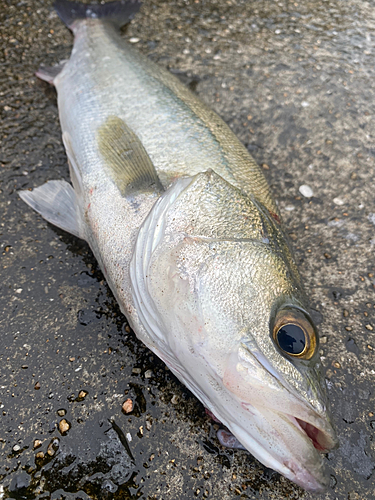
[272,308,317,360]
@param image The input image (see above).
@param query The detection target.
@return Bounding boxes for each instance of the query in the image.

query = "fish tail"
[53,0,142,32]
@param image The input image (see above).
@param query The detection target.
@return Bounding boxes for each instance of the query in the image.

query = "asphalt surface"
[1,0,375,499]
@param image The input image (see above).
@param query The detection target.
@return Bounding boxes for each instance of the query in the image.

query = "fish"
[20,0,337,491]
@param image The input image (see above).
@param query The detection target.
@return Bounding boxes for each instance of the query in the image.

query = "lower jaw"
[283,458,329,492]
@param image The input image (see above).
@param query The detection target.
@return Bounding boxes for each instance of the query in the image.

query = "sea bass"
[20,0,337,491]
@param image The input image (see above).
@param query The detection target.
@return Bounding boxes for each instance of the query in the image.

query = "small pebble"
[144,369,153,379]
[126,432,132,442]
[77,390,88,401]
[35,451,44,459]
[33,439,42,449]
[58,419,70,435]
[171,395,179,405]
[146,420,152,431]
[122,398,133,414]
[139,425,144,436]
[34,381,40,390]
[129,37,140,43]
[365,324,373,331]
[57,409,66,417]
[333,197,345,206]
[13,444,21,452]
[320,336,327,344]
[299,185,314,198]
[132,367,141,374]
[348,492,360,500]
[333,361,341,369]
[69,357,75,362]
[47,438,60,456]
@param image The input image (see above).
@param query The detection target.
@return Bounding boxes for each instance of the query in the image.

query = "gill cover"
[129,169,322,403]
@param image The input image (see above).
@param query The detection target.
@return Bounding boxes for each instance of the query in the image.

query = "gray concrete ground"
[1,0,374,498]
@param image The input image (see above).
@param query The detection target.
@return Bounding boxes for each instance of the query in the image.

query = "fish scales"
[20,0,337,492]
[61,21,275,210]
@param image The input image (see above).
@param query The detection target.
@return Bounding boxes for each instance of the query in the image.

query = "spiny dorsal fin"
[97,116,163,197]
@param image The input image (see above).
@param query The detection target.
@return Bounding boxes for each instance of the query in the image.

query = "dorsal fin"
[97,116,163,197]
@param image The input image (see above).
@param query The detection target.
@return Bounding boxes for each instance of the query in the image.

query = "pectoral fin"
[97,116,163,197]
[19,180,85,240]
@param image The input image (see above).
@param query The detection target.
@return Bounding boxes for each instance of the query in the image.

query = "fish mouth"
[294,417,331,452]
[230,403,338,491]
[276,412,337,491]
[286,413,337,453]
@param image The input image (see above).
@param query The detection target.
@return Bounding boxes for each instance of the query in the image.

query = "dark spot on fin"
[53,0,142,31]
[36,61,66,85]
[97,116,163,197]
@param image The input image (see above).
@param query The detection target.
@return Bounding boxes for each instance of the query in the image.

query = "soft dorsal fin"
[97,116,163,197]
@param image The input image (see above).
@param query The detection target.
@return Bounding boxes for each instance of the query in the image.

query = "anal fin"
[19,180,85,240]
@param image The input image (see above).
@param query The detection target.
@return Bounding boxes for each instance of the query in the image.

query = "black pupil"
[277,324,306,355]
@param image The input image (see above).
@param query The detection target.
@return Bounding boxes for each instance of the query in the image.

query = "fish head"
[130,170,337,491]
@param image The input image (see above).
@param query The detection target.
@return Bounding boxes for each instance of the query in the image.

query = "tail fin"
[54,0,141,31]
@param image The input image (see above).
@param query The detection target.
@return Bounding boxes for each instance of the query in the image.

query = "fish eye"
[272,308,317,360]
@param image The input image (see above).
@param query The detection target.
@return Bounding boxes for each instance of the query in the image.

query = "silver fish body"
[20,0,337,491]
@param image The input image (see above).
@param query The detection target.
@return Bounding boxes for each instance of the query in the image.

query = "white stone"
[333,197,344,205]
[299,185,314,198]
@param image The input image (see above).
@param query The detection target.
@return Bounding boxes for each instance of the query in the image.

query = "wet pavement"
[1,0,375,498]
